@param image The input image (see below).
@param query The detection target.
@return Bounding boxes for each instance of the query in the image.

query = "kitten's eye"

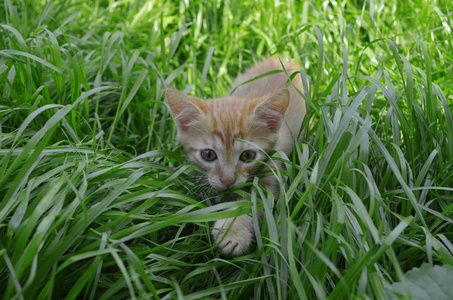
[200,149,217,162]
[239,150,257,162]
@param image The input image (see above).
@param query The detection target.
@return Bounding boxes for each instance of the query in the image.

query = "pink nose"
[221,177,234,188]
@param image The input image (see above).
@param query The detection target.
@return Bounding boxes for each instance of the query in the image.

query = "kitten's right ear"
[253,88,290,133]
[166,87,203,133]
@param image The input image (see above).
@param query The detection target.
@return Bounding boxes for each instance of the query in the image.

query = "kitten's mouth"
[214,192,238,203]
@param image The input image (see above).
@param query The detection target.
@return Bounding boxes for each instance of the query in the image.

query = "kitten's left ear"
[253,88,290,133]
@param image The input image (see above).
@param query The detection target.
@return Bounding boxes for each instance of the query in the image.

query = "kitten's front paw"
[212,215,254,256]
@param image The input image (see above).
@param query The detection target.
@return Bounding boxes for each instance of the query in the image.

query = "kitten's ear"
[254,88,290,133]
[166,87,203,133]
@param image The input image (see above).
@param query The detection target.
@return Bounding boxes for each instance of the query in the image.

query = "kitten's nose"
[221,177,235,188]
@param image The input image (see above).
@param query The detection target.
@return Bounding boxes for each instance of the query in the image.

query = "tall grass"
[1,0,452,299]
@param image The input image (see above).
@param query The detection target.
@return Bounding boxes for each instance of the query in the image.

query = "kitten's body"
[166,58,305,255]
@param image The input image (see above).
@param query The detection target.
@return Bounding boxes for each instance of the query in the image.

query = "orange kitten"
[166,58,306,255]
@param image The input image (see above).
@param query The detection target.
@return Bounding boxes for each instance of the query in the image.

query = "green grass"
[1,0,453,299]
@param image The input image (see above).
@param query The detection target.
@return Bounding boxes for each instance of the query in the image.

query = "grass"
[1,0,453,298]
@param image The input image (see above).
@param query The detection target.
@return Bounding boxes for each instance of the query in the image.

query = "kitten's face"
[183,129,268,190]
[166,87,289,191]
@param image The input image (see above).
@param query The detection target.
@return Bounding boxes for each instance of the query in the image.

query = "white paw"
[211,215,254,256]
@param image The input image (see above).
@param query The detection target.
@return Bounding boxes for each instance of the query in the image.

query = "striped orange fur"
[166,57,306,256]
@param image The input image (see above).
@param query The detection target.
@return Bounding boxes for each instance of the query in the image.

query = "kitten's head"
[166,87,289,191]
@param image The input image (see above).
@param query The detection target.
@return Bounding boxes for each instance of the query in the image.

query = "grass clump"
[1,0,453,299]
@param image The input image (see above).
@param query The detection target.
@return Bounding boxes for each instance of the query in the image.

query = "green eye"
[239,150,256,162]
[201,149,217,161]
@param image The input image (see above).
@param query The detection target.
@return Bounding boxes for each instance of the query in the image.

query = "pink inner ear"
[254,89,290,133]
[175,106,200,132]
[256,109,283,132]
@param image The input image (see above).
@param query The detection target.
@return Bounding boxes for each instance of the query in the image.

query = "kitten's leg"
[212,173,279,256]
[212,206,254,256]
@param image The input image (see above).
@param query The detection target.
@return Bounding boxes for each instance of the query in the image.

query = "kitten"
[166,58,306,256]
